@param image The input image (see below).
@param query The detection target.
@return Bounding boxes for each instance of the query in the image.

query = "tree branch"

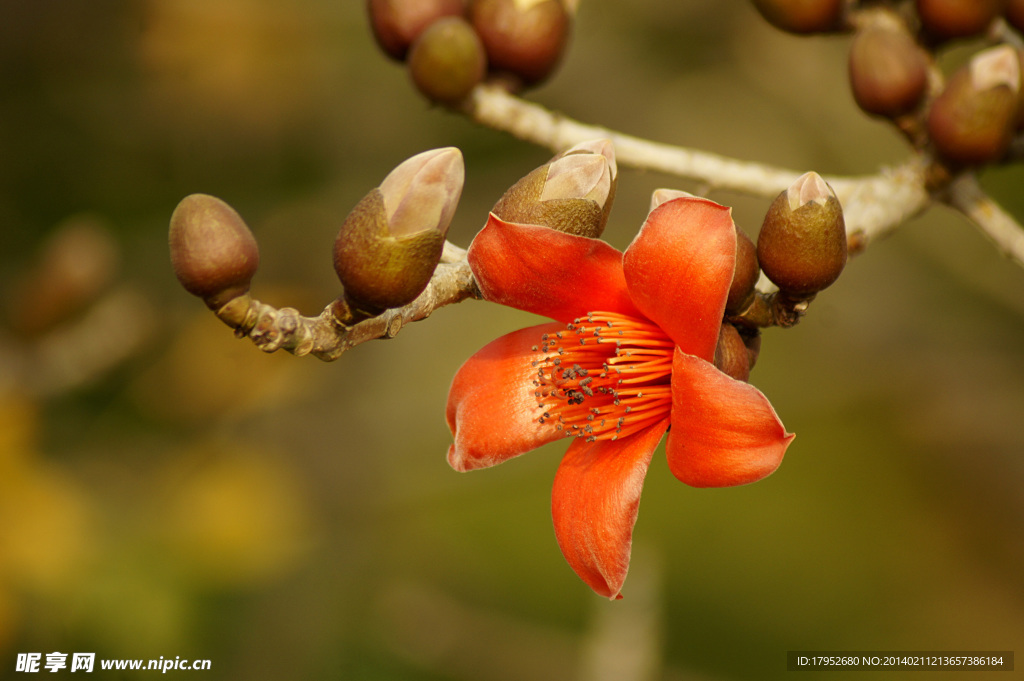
[213,251,480,361]
[461,84,934,252]
[946,174,1024,269]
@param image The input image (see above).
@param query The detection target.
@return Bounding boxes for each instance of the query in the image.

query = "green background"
[1,1,1022,679]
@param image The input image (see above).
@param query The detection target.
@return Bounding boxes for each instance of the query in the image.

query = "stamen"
[533,311,674,441]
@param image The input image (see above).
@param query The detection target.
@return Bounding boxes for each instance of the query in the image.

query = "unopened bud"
[928,45,1020,166]
[409,16,487,104]
[491,139,616,237]
[849,23,929,118]
[469,0,570,87]
[333,147,464,312]
[757,172,847,296]
[750,0,845,34]
[170,194,260,310]
[727,225,760,315]
[367,0,466,61]
[916,0,1002,41]
[714,323,751,382]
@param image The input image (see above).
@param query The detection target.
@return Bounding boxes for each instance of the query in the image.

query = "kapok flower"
[446,195,795,599]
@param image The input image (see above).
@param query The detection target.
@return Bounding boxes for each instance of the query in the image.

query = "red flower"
[446,196,794,599]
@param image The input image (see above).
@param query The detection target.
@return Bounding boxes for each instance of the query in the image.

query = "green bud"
[916,0,1002,41]
[169,194,260,310]
[408,16,487,104]
[928,45,1020,166]
[848,22,929,118]
[367,0,466,61]
[757,172,847,296]
[333,147,464,312]
[469,0,570,87]
[491,139,616,237]
[750,0,845,34]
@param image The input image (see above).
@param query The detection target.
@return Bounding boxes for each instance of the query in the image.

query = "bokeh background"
[2,1,1023,679]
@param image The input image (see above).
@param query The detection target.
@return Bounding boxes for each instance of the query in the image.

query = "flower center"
[532,311,674,442]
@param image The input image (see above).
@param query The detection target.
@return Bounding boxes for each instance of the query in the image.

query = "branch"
[946,174,1024,268]
[214,250,480,361]
[462,84,932,252]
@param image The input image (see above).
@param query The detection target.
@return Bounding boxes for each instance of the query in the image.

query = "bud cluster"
[367,0,572,103]
[170,148,466,327]
[754,0,1024,175]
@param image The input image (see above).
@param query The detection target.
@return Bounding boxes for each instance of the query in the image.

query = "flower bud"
[916,0,1002,41]
[469,0,570,87]
[367,0,466,61]
[848,23,929,118]
[170,194,260,310]
[727,225,760,315]
[408,16,487,104]
[750,0,844,34]
[928,45,1020,166]
[757,172,847,296]
[714,323,751,382]
[333,147,464,312]
[491,139,616,237]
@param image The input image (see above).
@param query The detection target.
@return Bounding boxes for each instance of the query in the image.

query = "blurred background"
[1,1,1023,679]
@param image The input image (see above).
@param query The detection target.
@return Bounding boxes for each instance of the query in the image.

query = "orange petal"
[551,419,669,599]
[447,323,567,471]
[666,350,794,488]
[622,197,736,362]
[467,215,640,324]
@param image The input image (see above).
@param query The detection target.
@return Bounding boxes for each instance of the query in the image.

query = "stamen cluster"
[531,311,673,442]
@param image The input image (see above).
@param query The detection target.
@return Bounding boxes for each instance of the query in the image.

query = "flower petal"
[622,197,736,362]
[666,350,794,487]
[447,323,567,471]
[467,214,640,324]
[551,419,669,599]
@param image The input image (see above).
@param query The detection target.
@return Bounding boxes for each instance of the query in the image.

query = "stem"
[213,248,480,361]
[946,174,1024,269]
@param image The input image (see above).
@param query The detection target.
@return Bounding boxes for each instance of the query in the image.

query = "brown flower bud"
[916,0,1002,41]
[714,323,751,382]
[928,45,1020,166]
[170,194,260,310]
[469,0,570,87]
[333,148,464,312]
[367,0,466,61]
[408,16,487,104]
[757,172,847,296]
[849,23,929,118]
[727,225,760,315]
[750,0,845,34]
[491,139,616,238]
